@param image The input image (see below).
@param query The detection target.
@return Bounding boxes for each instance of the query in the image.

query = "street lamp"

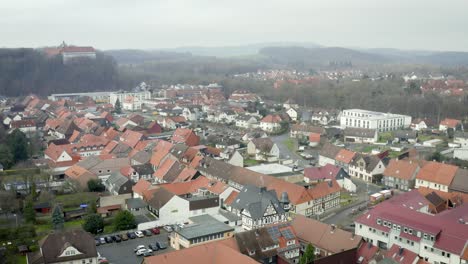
[13,214,18,228]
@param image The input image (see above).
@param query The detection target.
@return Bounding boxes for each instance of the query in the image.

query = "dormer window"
[403,227,408,233]
[249,250,255,256]
[408,229,413,235]
[377,219,381,225]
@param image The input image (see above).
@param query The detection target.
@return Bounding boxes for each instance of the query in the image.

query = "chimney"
[351,233,355,240]
[398,247,404,256]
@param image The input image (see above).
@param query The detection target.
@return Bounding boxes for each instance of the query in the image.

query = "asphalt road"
[97,231,171,264]
[270,132,311,168]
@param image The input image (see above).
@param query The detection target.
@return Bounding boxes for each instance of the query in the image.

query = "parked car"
[127,232,136,239]
[134,245,146,252]
[156,241,168,250]
[151,228,160,235]
[143,230,152,236]
[114,235,122,243]
[105,236,113,243]
[99,237,106,244]
[148,243,159,251]
[110,235,116,242]
[163,226,173,232]
[143,250,153,257]
[95,239,101,246]
[135,231,144,238]
[121,233,129,241]
[136,248,152,256]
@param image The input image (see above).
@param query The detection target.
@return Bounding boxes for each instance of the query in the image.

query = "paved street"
[97,231,171,264]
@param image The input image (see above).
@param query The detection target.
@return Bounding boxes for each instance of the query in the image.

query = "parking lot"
[97,231,172,264]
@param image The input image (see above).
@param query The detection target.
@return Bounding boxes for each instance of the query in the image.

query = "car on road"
[134,245,146,252]
[121,233,128,241]
[163,225,173,232]
[151,228,160,235]
[156,241,168,250]
[143,230,152,236]
[148,243,159,251]
[136,248,152,256]
[135,231,144,238]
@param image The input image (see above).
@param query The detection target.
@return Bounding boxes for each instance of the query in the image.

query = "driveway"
[97,231,171,264]
[271,133,306,165]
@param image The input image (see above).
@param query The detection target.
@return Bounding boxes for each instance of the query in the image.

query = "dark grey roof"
[250,137,275,152]
[188,195,219,210]
[230,185,284,220]
[344,127,377,138]
[106,171,130,189]
[236,227,277,260]
[126,198,147,209]
[425,192,445,206]
[177,215,234,240]
[132,164,154,175]
[449,168,468,193]
[36,230,97,263]
[394,130,417,139]
[131,151,151,164]
[197,157,235,181]
[147,188,175,210]
[351,154,382,171]
[320,143,341,159]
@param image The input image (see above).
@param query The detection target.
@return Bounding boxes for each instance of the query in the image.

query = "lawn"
[55,192,100,209]
[16,255,27,264]
[378,132,394,143]
[244,159,260,166]
[283,138,296,152]
[64,219,85,229]
[359,145,375,153]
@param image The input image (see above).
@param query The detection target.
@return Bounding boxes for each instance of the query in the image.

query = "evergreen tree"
[299,244,315,264]
[51,205,65,230]
[88,200,97,214]
[113,211,136,231]
[23,198,36,224]
[83,214,104,234]
[0,145,14,169]
[7,129,29,162]
[114,99,122,114]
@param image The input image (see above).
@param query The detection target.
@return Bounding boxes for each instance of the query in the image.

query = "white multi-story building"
[355,191,468,264]
[110,90,151,106]
[340,109,412,132]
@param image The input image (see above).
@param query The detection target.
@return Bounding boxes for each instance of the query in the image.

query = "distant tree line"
[0,48,119,96]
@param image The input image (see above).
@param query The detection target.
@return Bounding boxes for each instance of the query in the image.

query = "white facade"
[349,160,385,183]
[122,96,142,111]
[153,196,219,226]
[235,116,258,129]
[246,141,280,162]
[454,136,468,148]
[415,179,449,192]
[454,148,468,161]
[259,121,281,133]
[110,91,151,106]
[286,108,298,121]
[340,109,412,132]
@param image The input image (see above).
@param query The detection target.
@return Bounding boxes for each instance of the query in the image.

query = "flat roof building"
[340,109,412,132]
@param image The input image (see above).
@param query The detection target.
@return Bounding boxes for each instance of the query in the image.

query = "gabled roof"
[230,185,285,220]
[319,143,341,159]
[147,188,176,210]
[383,159,419,180]
[440,118,461,128]
[304,164,342,181]
[250,137,275,152]
[335,149,356,164]
[344,127,377,138]
[291,215,361,254]
[416,161,458,186]
[261,114,282,123]
[120,130,144,148]
[449,168,468,193]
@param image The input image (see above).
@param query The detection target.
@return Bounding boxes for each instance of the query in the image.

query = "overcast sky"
[1,0,468,51]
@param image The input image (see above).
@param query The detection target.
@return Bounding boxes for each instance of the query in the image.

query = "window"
[404,227,408,233]
[377,219,381,225]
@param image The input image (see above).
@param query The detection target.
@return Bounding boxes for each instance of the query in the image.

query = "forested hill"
[0,48,118,97]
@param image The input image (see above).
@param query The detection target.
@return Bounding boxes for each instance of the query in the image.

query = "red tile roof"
[335,149,356,164]
[171,128,199,147]
[120,130,144,148]
[307,180,341,199]
[383,159,419,180]
[132,179,151,196]
[440,118,461,128]
[61,46,95,53]
[261,114,282,123]
[416,161,458,186]
[309,132,321,143]
[304,164,341,181]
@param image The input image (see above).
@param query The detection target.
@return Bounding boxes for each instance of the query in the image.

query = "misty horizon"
[1,0,468,52]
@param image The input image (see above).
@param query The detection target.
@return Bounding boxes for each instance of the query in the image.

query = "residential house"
[334,148,356,172]
[229,185,290,230]
[394,130,418,144]
[304,164,357,192]
[286,107,299,121]
[147,188,220,225]
[290,124,324,139]
[170,214,234,250]
[220,147,244,167]
[344,127,378,144]
[309,133,321,147]
[98,193,131,217]
[260,115,282,133]
[439,118,463,132]
[182,106,202,121]
[105,170,133,195]
[171,128,200,147]
[318,143,341,167]
[163,116,188,130]
[236,115,258,129]
[349,154,386,183]
[383,159,420,191]
[26,229,97,264]
[247,138,280,162]
[415,161,458,192]
[236,222,301,264]
[10,119,37,134]
[291,215,362,258]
